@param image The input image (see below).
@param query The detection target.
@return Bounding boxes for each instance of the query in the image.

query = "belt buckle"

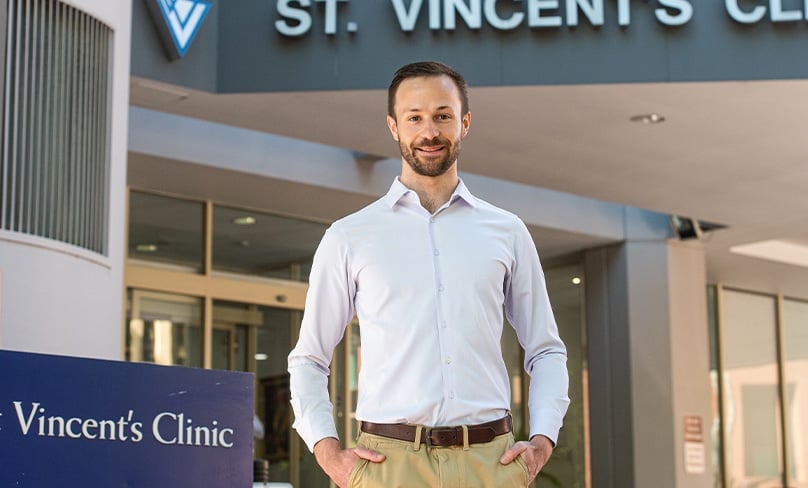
[424,427,435,448]
[425,426,460,447]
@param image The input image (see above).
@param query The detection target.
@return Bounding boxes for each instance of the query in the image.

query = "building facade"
[1,1,807,487]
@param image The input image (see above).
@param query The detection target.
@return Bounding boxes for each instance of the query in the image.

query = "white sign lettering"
[10,401,235,449]
[152,411,235,448]
[726,0,807,23]
[484,0,524,30]
[274,0,808,37]
[656,0,693,26]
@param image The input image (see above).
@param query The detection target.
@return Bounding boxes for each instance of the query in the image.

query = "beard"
[399,136,461,177]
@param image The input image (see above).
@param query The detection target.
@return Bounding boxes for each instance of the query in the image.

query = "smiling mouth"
[417,145,445,155]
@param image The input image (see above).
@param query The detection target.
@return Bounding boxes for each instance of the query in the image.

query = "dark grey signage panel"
[132,0,219,92]
[131,0,808,93]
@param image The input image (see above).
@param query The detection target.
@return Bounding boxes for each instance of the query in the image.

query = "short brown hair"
[387,61,469,119]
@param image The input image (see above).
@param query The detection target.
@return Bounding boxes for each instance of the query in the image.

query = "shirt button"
[449,392,455,399]
[441,321,447,329]
[446,357,452,364]
[429,218,435,223]
[438,285,444,292]
[434,249,440,256]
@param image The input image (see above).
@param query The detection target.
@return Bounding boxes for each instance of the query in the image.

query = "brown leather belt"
[359,416,512,447]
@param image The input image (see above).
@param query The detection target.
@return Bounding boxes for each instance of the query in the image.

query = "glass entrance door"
[210,300,328,487]
[126,289,203,367]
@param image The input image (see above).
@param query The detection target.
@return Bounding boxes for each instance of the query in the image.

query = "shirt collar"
[382,177,478,209]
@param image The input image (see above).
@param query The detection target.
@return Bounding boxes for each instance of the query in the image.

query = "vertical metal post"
[290,309,302,488]
[46,0,56,238]
[203,200,214,369]
[17,0,30,233]
[0,0,11,230]
[75,8,85,248]
[101,18,111,255]
[66,3,76,245]
[775,295,790,488]
[713,285,728,488]
[32,0,43,235]
[8,0,22,231]
[54,0,65,240]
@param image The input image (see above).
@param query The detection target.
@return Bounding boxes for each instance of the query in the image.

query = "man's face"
[387,75,470,177]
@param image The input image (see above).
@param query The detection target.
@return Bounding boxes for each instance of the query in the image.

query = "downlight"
[630,113,666,124]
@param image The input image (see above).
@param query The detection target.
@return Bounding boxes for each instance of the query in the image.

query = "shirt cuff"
[293,411,339,453]
[529,408,564,446]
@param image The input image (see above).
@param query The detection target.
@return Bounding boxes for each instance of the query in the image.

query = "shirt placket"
[428,212,456,414]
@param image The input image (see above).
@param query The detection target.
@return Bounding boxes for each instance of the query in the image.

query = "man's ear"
[461,112,471,138]
[386,115,399,142]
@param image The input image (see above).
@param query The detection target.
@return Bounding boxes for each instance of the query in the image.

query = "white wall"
[0,0,131,359]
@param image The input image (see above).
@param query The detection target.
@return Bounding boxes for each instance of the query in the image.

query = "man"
[288,61,569,487]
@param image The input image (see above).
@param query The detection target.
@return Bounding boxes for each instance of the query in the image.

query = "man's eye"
[408,115,421,122]
[437,114,451,120]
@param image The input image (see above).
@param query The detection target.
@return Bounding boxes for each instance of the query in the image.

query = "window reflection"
[783,299,808,488]
[212,205,327,282]
[543,264,589,488]
[128,192,204,271]
[335,321,361,448]
[720,290,783,488]
[126,290,203,367]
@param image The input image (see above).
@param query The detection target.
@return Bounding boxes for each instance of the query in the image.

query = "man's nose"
[421,119,440,138]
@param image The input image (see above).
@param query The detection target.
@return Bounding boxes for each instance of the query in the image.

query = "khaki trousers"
[348,431,530,488]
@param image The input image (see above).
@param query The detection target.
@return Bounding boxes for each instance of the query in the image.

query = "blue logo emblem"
[145,0,212,60]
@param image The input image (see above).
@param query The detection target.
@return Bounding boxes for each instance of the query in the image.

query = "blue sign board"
[0,350,254,487]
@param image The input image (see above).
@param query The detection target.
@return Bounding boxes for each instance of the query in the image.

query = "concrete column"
[585,239,713,488]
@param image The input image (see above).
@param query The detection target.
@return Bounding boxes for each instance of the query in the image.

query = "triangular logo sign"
[145,0,212,60]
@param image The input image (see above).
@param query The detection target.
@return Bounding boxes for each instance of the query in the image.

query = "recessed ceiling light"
[255,353,269,361]
[135,244,158,252]
[630,113,665,124]
[233,216,256,225]
[571,277,582,285]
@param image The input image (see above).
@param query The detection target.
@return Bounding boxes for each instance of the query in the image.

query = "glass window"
[211,300,325,487]
[212,302,260,372]
[128,192,204,271]
[783,298,808,488]
[212,205,327,282]
[501,319,526,440]
[126,290,203,368]
[720,290,783,488]
[335,321,361,447]
[543,264,588,488]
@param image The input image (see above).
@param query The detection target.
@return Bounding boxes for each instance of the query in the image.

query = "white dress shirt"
[288,178,569,452]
